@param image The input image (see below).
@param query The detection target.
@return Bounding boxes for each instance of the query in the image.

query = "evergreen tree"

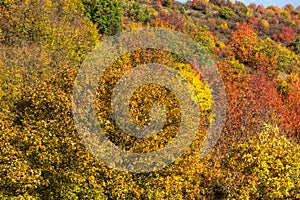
[82,0,122,35]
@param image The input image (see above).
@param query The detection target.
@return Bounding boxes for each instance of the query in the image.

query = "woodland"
[0,0,300,199]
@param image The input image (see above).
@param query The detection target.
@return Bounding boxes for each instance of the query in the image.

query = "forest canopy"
[0,0,300,199]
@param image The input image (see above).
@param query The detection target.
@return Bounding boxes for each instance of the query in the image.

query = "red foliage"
[218,59,284,147]
[280,76,300,141]
[291,14,298,21]
[252,52,278,79]
[247,68,282,121]
[230,22,257,63]
[249,16,259,25]
[217,59,249,146]
[152,11,186,31]
[272,16,279,24]
[278,26,296,44]
[207,31,215,39]
[226,68,282,140]
[256,5,265,13]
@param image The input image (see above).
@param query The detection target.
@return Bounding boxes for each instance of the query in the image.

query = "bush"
[128,2,155,24]
[219,6,235,19]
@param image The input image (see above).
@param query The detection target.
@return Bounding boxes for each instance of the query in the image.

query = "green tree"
[127,2,155,24]
[82,0,122,35]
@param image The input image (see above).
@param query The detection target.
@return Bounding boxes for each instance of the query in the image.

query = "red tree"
[278,26,296,44]
[280,75,300,142]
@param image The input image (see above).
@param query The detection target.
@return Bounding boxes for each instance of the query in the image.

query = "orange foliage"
[280,75,300,141]
[230,22,258,63]
[256,5,265,13]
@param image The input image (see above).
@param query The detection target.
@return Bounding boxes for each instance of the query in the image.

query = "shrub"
[128,2,155,24]
[219,6,235,19]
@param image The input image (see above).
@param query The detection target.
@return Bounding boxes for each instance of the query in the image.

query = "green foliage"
[257,37,300,72]
[219,6,235,19]
[179,6,186,14]
[82,0,122,35]
[128,2,155,24]
[234,1,251,16]
[292,35,300,54]
[163,0,173,8]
